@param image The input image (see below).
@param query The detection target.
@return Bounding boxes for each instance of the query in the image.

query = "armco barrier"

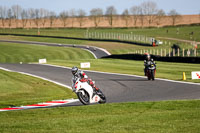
[102,54,200,64]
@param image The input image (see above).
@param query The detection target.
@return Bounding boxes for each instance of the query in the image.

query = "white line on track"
[81,48,97,59]
[39,63,200,86]
[0,66,72,89]
[0,66,80,112]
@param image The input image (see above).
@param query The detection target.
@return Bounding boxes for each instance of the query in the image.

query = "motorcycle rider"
[71,66,100,93]
[144,54,156,76]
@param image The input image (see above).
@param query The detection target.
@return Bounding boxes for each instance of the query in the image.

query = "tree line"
[0,1,184,28]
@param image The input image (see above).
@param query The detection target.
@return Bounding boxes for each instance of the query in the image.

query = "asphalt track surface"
[0,40,110,59]
[0,63,200,105]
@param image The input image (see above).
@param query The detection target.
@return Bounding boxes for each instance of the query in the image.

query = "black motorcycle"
[146,62,156,80]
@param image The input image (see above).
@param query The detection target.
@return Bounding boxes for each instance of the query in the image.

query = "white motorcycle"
[72,77,106,105]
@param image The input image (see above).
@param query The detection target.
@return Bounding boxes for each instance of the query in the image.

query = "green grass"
[0,35,200,132]
[1,26,200,41]
[0,69,76,108]
[1,25,200,55]
[49,59,200,83]
[0,42,94,63]
[0,100,200,133]
[1,35,199,55]
[0,63,199,133]
[0,41,199,83]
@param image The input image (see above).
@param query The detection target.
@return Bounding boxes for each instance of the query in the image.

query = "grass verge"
[0,100,200,133]
[0,42,94,63]
[0,69,76,108]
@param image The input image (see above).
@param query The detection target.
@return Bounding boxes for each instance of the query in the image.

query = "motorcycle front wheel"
[77,90,90,105]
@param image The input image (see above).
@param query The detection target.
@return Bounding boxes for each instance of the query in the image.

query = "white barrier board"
[39,59,47,64]
[81,62,90,68]
[191,71,200,79]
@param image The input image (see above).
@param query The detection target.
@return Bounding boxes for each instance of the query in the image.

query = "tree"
[49,11,56,27]
[130,6,140,27]
[40,8,49,28]
[11,5,22,28]
[90,8,103,28]
[59,10,69,27]
[7,8,13,28]
[168,9,181,26]
[21,9,28,28]
[155,9,165,27]
[33,9,40,28]
[0,6,7,28]
[199,11,200,23]
[105,6,117,27]
[141,1,158,26]
[138,6,145,27]
[77,9,86,27]
[27,8,36,28]
[69,9,76,27]
[121,9,131,27]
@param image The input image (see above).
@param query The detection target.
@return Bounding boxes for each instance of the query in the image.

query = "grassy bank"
[0,69,76,108]
[0,42,94,63]
[0,26,200,41]
[0,100,200,133]
[0,35,197,55]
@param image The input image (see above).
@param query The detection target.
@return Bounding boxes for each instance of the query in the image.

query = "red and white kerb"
[0,99,79,112]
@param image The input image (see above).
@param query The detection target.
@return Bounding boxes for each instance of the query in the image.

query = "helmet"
[71,66,78,75]
[145,54,151,61]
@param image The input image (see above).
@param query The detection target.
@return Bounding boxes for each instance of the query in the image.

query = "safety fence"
[130,48,199,57]
[84,31,198,47]
[85,31,153,44]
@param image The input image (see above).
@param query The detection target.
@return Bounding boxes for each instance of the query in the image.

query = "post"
[178,48,179,57]
[182,48,184,57]
[173,49,175,57]
[169,49,171,57]
[187,49,190,57]
[194,49,196,57]
[161,49,163,57]
[164,49,166,57]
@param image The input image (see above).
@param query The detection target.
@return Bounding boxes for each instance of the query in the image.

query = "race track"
[0,40,110,59]
[0,63,200,104]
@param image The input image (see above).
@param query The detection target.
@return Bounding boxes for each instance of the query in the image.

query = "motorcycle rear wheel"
[151,70,155,80]
[99,93,106,104]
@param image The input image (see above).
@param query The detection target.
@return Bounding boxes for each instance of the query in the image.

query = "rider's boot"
[144,69,147,76]
[92,86,100,98]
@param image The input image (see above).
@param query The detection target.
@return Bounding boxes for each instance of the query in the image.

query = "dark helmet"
[71,66,78,75]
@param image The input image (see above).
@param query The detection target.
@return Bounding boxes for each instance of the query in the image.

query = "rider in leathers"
[71,66,99,93]
[144,54,156,76]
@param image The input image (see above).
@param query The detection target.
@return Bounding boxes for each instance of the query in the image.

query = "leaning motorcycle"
[146,62,156,80]
[72,77,106,105]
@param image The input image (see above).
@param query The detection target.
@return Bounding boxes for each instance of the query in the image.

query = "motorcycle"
[146,62,156,80]
[72,77,106,105]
